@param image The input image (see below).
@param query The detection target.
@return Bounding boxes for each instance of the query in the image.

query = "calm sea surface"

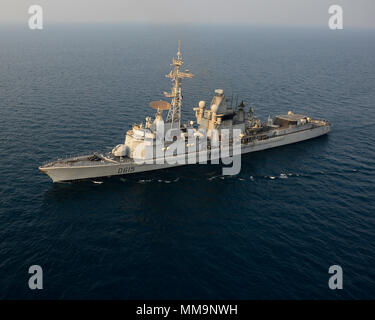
[0,24,374,299]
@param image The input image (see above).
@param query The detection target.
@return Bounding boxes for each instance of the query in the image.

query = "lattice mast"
[163,40,194,128]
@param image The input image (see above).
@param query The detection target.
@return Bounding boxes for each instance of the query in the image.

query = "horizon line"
[1,21,375,31]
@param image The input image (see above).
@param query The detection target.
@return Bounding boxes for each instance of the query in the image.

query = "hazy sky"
[1,0,375,28]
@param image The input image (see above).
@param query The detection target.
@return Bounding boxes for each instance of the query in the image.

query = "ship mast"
[163,40,194,128]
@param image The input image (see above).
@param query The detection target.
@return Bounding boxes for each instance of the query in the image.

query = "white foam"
[138,179,152,183]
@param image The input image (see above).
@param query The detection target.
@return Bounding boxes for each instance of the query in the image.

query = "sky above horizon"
[1,0,375,29]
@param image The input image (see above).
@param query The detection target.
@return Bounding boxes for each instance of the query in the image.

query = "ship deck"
[41,153,132,169]
[40,119,330,170]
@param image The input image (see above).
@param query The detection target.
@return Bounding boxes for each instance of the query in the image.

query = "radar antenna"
[163,40,194,128]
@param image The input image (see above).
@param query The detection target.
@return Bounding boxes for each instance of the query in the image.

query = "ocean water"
[0,24,375,299]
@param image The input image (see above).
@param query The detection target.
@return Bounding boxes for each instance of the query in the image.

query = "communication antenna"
[177,40,181,59]
[163,41,194,128]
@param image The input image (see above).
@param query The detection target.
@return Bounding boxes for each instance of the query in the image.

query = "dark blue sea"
[0,24,374,299]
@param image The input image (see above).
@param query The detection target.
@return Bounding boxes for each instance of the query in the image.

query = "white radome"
[211,104,218,113]
[199,101,206,108]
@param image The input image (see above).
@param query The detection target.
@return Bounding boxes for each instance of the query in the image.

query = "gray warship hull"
[39,121,330,182]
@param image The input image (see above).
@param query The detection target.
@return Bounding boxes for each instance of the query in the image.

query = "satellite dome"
[211,104,218,113]
[198,101,206,108]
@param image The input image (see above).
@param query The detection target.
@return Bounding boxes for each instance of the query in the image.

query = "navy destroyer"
[39,41,331,182]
